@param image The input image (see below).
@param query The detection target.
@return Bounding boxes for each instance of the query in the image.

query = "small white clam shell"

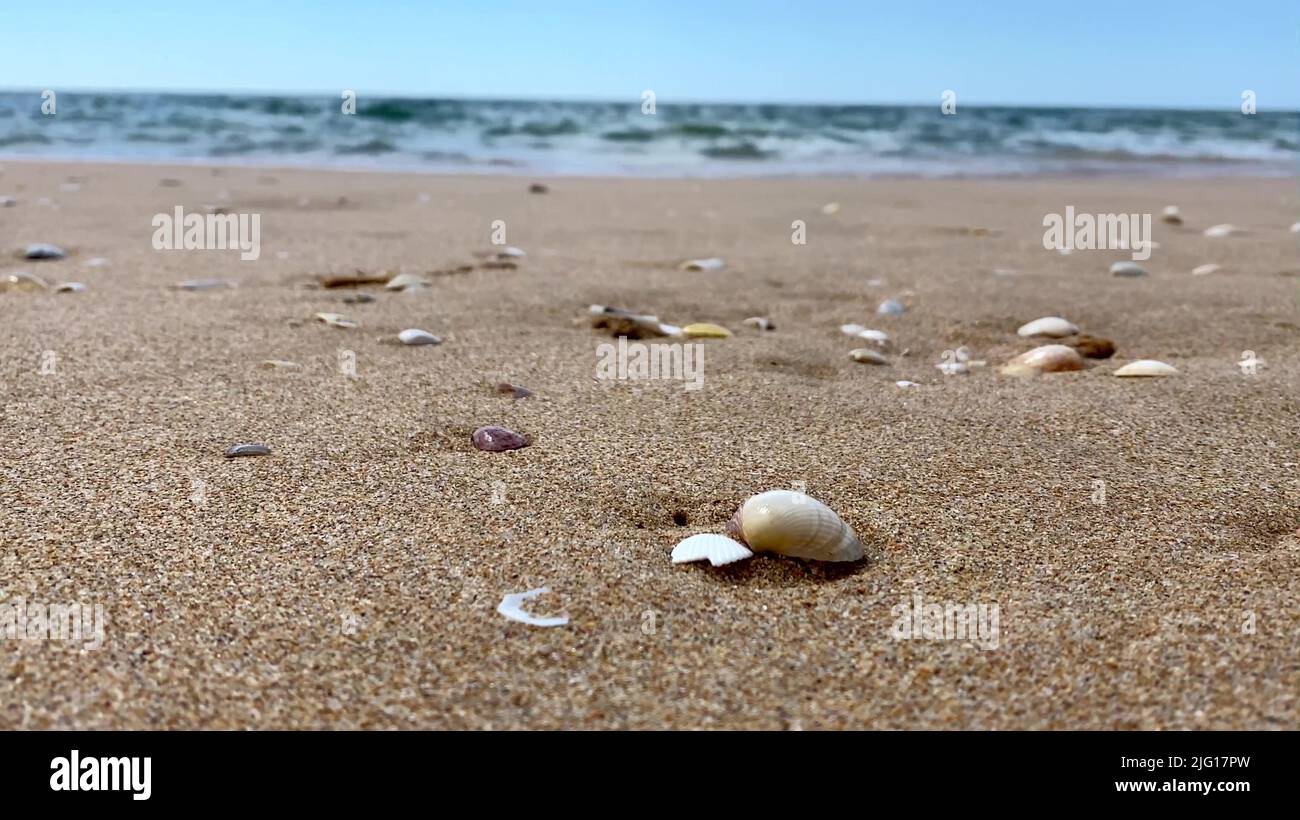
[850,348,889,365]
[1204,224,1247,238]
[1110,261,1146,277]
[1191,263,1221,276]
[398,328,442,345]
[385,272,431,291]
[497,246,526,258]
[856,329,892,350]
[496,587,568,628]
[1017,317,1078,338]
[840,323,867,336]
[876,299,906,315]
[1001,344,1086,375]
[671,534,754,567]
[1114,360,1178,377]
[726,490,865,562]
[680,257,724,271]
[224,443,271,458]
[895,380,920,388]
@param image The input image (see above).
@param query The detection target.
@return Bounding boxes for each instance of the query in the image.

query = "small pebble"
[261,360,301,369]
[315,312,358,329]
[529,183,549,194]
[24,243,66,260]
[895,380,920,388]
[54,282,86,293]
[1161,205,1182,225]
[224,443,271,458]
[472,426,530,452]
[496,382,533,399]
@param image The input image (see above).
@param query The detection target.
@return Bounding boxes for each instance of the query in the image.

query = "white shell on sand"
[895,380,920,388]
[857,328,891,348]
[1001,344,1086,375]
[497,246,526,258]
[1114,360,1178,377]
[54,282,86,293]
[315,312,358,329]
[840,323,867,336]
[24,243,66,259]
[224,443,271,458]
[261,360,301,369]
[850,348,889,365]
[1192,263,1221,276]
[497,587,568,627]
[398,328,442,345]
[1204,224,1247,238]
[742,316,774,330]
[821,202,840,215]
[1161,205,1182,224]
[1110,261,1147,277]
[877,299,906,315]
[725,490,865,562]
[1017,316,1078,338]
[385,272,431,291]
[680,257,724,271]
[671,533,754,567]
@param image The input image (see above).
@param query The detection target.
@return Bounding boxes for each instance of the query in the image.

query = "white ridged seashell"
[497,587,568,627]
[840,323,867,336]
[671,534,754,567]
[398,328,442,345]
[850,348,889,365]
[1114,360,1178,377]
[1110,261,1146,277]
[877,299,906,315]
[315,312,358,329]
[1017,317,1078,338]
[1204,224,1247,238]
[1161,205,1182,225]
[1001,344,1086,375]
[742,316,774,330]
[1191,263,1221,276]
[725,490,865,562]
[385,272,431,291]
[680,257,724,271]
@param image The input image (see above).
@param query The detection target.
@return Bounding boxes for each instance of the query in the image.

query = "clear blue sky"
[3,0,1296,108]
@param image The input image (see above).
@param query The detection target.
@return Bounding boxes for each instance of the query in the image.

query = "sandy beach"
[2,160,1298,729]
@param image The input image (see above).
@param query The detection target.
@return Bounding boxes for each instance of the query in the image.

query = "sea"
[1,91,1296,178]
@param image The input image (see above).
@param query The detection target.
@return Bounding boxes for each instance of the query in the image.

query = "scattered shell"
[342,292,375,304]
[173,278,235,291]
[1001,344,1086,375]
[742,316,775,331]
[54,282,86,293]
[850,348,889,365]
[224,443,271,458]
[680,257,725,272]
[261,360,301,369]
[528,183,549,194]
[1070,335,1117,359]
[1017,316,1078,338]
[856,329,892,350]
[1290,222,1300,233]
[384,272,431,291]
[496,382,533,399]
[681,323,731,338]
[1204,224,1247,238]
[724,490,865,562]
[840,323,867,336]
[1114,360,1178,378]
[1,271,50,292]
[472,425,529,452]
[398,328,442,345]
[876,299,906,315]
[1161,205,1182,225]
[24,243,66,260]
[895,380,920,388]
[497,587,568,627]
[497,246,526,258]
[591,311,671,339]
[1110,261,1147,277]
[1191,263,1221,276]
[821,202,840,215]
[671,533,754,567]
[315,312,358,329]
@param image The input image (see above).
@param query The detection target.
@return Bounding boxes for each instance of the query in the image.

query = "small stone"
[398,328,442,345]
[895,380,920,388]
[592,313,670,339]
[496,382,533,399]
[1070,335,1117,359]
[1161,205,1182,225]
[224,443,271,458]
[850,348,889,365]
[529,183,549,194]
[54,282,86,293]
[1110,261,1146,277]
[24,243,66,260]
[0,196,16,207]
[472,426,529,452]
[876,299,906,315]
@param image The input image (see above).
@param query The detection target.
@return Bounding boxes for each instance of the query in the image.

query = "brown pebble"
[472,426,530,452]
[591,314,666,339]
[529,183,549,194]
[496,382,533,399]
[1071,335,1117,359]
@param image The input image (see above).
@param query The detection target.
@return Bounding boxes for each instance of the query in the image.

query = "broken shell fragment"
[671,534,754,567]
[1161,205,1182,225]
[224,443,271,458]
[876,299,906,315]
[398,328,442,345]
[1204,224,1247,238]
[742,316,775,331]
[315,312,358,329]
[724,490,865,562]
[24,243,66,260]
[1191,263,1221,276]
[497,587,568,627]
[1114,360,1178,378]
[1070,334,1117,359]
[261,360,301,369]
[895,380,920,388]
[850,348,889,365]
[472,425,529,452]
[385,272,432,291]
[682,322,731,338]
[680,257,724,271]
[1017,316,1078,338]
[1001,344,1086,375]
[1,271,50,292]
[840,323,867,336]
[1110,261,1146,277]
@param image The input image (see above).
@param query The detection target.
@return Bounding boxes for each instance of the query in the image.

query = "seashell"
[497,587,567,627]
[1114,359,1178,378]
[821,202,840,215]
[385,272,432,291]
[1070,335,1116,359]
[472,425,529,452]
[54,282,86,293]
[876,299,905,315]
[497,246,526,258]
[840,323,867,336]
[496,382,533,399]
[173,278,235,291]
[724,490,865,562]
[1161,205,1182,225]
[398,328,442,345]
[1,271,50,292]
[671,533,754,567]
[850,348,889,365]
[315,312,358,329]
[1110,261,1146,277]
[742,316,774,331]
[342,292,375,304]
[1290,222,1300,233]
[658,323,684,336]
[895,380,920,388]
[1191,263,1221,276]
[681,322,731,338]
[1017,316,1078,338]
[856,329,891,350]
[261,360,300,369]
[1001,344,1086,375]
[680,257,724,272]
[1204,224,1247,238]
[224,443,270,458]
[24,243,65,260]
